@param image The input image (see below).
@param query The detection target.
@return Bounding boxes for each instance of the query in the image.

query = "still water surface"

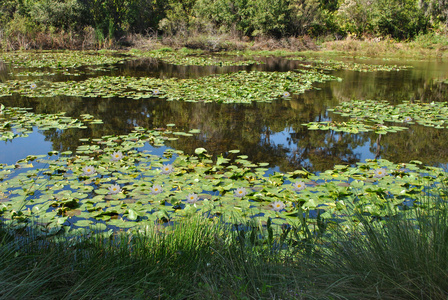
[1,55,448,173]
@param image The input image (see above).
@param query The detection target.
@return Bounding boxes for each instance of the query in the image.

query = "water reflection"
[1,55,448,172]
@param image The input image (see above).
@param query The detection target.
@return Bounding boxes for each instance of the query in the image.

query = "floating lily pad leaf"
[127,209,138,220]
[94,188,109,195]
[195,148,207,155]
[229,150,240,154]
[75,220,93,227]
[331,100,448,130]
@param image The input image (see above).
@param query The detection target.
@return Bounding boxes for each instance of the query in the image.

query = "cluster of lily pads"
[11,70,83,77]
[0,50,132,69]
[1,50,265,73]
[303,100,448,134]
[303,119,408,134]
[286,57,411,72]
[0,125,445,236]
[134,50,264,66]
[0,70,337,103]
[0,104,102,141]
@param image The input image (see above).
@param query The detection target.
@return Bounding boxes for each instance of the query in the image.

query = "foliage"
[193,0,243,33]
[287,55,411,71]
[0,216,303,299]
[245,0,290,37]
[28,0,84,30]
[0,109,445,235]
[158,0,197,35]
[336,0,428,39]
[289,0,323,36]
[0,0,443,47]
[336,0,374,36]
[371,0,428,39]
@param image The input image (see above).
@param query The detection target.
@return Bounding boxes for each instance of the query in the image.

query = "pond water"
[1,52,448,233]
[1,55,448,173]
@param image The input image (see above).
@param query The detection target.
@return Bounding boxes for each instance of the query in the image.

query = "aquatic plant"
[234,187,248,198]
[374,168,387,178]
[134,50,264,66]
[111,151,124,162]
[160,164,174,174]
[150,184,163,195]
[108,184,122,195]
[186,193,199,204]
[82,165,96,176]
[271,201,285,211]
[0,51,132,69]
[286,56,412,72]
[292,181,306,192]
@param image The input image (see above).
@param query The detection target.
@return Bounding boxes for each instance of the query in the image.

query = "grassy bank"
[3,26,448,60]
[2,194,448,299]
[321,33,448,59]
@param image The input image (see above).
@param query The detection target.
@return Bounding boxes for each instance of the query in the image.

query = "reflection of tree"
[158,88,370,173]
[293,130,366,170]
[327,60,448,104]
[371,125,448,166]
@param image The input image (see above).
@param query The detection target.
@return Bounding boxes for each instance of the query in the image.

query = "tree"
[289,0,322,36]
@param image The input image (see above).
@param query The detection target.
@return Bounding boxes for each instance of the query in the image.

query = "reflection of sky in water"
[352,141,376,162]
[0,128,176,166]
[0,128,53,165]
[139,142,172,158]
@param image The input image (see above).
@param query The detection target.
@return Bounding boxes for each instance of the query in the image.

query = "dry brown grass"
[250,35,317,51]
[322,37,448,58]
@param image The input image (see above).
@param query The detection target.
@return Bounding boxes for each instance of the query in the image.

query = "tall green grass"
[0,217,309,299]
[308,197,448,299]
[1,193,448,299]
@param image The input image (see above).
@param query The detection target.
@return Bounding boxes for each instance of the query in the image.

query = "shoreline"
[2,35,448,60]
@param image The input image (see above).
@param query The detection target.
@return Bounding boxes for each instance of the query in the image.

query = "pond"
[0,50,447,235]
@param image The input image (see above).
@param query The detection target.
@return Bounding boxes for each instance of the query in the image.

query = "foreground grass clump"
[2,194,448,299]
[311,197,448,300]
[0,217,309,299]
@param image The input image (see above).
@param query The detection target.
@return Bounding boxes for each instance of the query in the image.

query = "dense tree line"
[0,0,447,45]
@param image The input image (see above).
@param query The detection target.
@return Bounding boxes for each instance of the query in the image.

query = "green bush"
[371,0,428,39]
[28,0,84,30]
[289,0,322,36]
[337,0,429,39]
